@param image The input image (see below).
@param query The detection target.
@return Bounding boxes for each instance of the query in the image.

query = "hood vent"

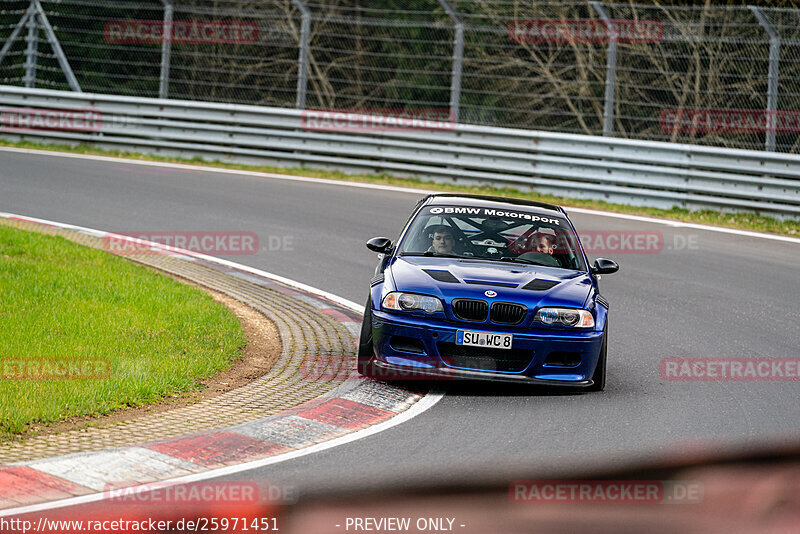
[464,279,518,288]
[522,279,560,291]
[423,269,460,283]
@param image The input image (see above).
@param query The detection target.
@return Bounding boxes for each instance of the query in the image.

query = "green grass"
[2,138,799,236]
[0,224,247,437]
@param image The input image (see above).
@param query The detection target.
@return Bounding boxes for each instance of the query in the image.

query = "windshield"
[399,205,586,271]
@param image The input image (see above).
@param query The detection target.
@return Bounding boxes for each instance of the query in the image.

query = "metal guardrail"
[2,86,800,218]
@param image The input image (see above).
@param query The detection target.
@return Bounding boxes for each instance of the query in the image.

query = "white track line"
[1,145,798,245]
[0,212,444,516]
[0,146,434,197]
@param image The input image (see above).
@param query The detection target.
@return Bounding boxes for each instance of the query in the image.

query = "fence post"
[292,0,310,109]
[0,2,35,67]
[591,1,617,137]
[1,1,80,91]
[160,0,173,99]
[438,0,463,123]
[749,6,780,152]
[23,1,38,88]
[34,0,81,91]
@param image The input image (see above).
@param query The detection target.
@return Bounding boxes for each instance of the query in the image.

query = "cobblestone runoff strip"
[0,214,425,510]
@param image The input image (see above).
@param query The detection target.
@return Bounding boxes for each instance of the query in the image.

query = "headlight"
[382,292,443,313]
[534,307,594,327]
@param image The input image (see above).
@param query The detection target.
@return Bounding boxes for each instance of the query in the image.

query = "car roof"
[424,193,566,218]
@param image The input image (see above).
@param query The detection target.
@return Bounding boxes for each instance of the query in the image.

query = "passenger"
[534,232,556,255]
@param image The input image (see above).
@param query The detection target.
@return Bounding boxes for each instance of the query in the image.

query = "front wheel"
[356,296,377,378]
[586,323,607,392]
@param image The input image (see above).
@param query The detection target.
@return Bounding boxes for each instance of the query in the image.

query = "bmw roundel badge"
[485,290,497,297]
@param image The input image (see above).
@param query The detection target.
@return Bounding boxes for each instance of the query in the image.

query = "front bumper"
[371,309,604,386]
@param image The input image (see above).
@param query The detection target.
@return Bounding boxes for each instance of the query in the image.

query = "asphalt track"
[1,149,799,498]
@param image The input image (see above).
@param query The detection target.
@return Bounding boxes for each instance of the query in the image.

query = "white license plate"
[456,330,513,350]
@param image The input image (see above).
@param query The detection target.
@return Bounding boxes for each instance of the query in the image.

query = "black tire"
[587,323,607,392]
[356,296,377,378]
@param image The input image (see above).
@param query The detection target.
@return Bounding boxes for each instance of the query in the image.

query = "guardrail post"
[438,0,463,123]
[23,1,38,88]
[749,6,780,152]
[292,0,310,109]
[160,0,173,99]
[591,2,617,137]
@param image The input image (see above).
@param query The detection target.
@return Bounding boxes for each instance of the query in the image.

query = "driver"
[428,225,456,254]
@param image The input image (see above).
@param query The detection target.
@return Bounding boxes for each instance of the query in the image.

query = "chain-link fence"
[2,0,800,152]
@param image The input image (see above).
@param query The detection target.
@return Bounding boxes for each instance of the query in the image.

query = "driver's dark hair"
[428,224,454,237]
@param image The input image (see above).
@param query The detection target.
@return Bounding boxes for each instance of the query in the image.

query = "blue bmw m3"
[357,194,619,391]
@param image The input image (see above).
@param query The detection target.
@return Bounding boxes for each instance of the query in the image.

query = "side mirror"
[366,237,393,254]
[592,258,619,275]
